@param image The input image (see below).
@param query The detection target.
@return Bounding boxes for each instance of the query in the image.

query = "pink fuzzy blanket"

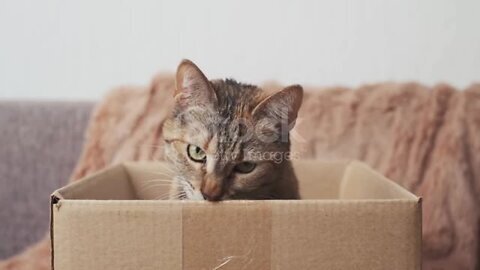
[2,75,479,270]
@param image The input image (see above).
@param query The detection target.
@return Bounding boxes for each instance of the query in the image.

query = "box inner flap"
[55,164,136,200]
[291,160,348,199]
[125,160,353,200]
[340,161,418,200]
[54,160,418,201]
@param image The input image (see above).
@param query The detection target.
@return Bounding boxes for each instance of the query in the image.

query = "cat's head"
[163,59,303,201]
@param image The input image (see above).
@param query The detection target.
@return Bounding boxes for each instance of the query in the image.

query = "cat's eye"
[187,144,206,163]
[234,162,256,174]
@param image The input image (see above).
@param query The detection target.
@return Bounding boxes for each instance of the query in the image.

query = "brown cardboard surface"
[51,160,421,270]
[271,200,421,269]
[182,202,272,269]
[53,201,183,270]
[291,160,348,199]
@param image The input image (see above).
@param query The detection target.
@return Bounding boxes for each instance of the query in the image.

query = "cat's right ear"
[252,85,303,130]
[174,59,217,108]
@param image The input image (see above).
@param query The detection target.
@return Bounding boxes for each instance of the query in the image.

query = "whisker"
[149,172,174,178]
[139,179,176,187]
[139,179,176,191]
[141,183,175,189]
[141,184,174,190]
[142,179,175,184]
[155,193,173,200]
[150,168,175,175]
[157,191,186,200]
[156,163,175,170]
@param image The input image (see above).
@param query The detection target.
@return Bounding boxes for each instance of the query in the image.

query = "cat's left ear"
[175,59,217,108]
[252,85,303,130]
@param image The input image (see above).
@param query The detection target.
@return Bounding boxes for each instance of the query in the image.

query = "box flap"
[53,161,419,201]
[292,160,348,199]
[54,164,136,200]
[340,161,418,200]
[124,162,173,200]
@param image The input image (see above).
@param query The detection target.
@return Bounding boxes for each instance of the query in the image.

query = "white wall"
[1,0,479,100]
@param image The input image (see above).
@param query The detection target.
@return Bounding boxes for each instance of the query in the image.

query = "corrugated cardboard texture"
[53,201,183,270]
[271,200,421,269]
[51,160,421,270]
[182,202,272,269]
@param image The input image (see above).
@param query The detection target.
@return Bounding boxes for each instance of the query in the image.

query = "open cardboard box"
[50,160,421,270]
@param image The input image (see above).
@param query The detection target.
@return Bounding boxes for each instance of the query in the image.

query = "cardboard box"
[50,160,421,270]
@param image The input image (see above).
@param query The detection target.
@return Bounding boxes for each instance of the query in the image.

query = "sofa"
[0,101,94,259]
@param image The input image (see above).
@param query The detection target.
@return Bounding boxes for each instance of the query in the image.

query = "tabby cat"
[163,60,303,201]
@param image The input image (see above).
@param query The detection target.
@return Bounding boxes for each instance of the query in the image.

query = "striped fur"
[163,60,302,201]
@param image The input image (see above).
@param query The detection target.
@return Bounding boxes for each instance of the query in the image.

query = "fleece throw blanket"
[1,75,480,270]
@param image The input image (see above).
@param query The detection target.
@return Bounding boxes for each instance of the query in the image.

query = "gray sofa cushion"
[0,101,94,259]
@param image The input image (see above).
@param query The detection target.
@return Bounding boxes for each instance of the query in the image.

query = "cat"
[163,59,303,201]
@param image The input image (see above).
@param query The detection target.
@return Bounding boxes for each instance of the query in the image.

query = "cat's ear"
[252,85,303,130]
[175,59,217,108]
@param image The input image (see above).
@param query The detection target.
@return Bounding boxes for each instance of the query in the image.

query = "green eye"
[187,144,206,163]
[234,162,256,173]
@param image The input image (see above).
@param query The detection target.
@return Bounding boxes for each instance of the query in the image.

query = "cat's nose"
[201,178,222,201]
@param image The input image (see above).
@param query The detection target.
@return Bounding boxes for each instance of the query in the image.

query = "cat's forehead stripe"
[206,154,216,173]
[205,136,218,154]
